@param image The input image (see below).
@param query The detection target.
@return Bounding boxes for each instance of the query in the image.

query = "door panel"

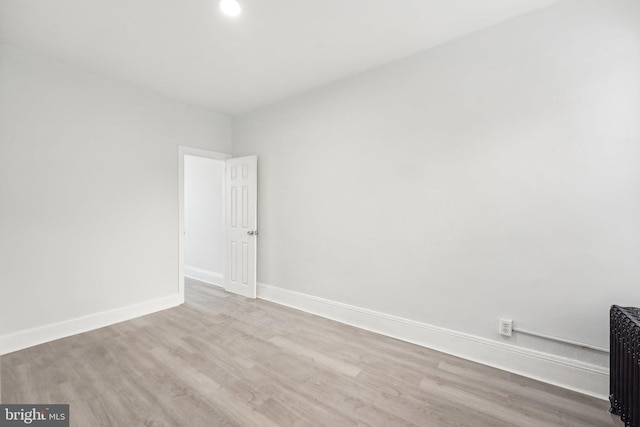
[224,156,257,298]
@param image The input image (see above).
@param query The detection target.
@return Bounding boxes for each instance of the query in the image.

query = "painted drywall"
[233,0,640,369]
[184,155,225,285]
[0,44,231,342]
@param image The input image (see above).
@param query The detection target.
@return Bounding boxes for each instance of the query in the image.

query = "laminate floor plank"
[1,278,620,426]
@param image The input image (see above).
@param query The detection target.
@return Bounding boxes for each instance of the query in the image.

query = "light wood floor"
[1,279,620,426]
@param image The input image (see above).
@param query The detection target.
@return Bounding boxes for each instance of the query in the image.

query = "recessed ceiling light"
[219,0,242,17]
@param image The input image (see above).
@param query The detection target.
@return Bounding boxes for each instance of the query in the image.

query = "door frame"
[178,145,231,303]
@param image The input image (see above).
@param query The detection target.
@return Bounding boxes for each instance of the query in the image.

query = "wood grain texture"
[1,279,620,426]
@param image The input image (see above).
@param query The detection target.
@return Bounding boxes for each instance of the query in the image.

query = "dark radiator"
[610,305,640,427]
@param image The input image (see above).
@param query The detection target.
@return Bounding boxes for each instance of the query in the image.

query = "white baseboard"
[257,283,609,400]
[185,265,223,287]
[0,294,181,356]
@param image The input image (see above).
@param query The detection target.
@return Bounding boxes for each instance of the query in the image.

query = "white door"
[224,155,258,298]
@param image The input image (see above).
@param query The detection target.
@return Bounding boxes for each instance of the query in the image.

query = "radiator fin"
[610,305,640,427]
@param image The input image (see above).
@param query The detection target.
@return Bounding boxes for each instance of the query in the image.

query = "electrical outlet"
[499,319,513,337]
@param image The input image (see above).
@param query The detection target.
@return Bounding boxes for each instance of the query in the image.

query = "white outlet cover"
[499,319,513,337]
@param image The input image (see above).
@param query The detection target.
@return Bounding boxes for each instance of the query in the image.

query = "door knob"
[247,230,258,236]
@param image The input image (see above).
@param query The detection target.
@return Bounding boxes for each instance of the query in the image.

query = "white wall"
[233,0,640,393]
[0,44,231,351]
[184,155,225,285]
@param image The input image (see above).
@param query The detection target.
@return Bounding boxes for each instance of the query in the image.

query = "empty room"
[1,0,639,426]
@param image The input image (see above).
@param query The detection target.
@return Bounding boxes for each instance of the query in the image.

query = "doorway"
[178,146,230,303]
[184,154,225,285]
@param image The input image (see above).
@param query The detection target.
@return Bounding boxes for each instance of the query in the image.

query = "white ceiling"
[0,0,560,115]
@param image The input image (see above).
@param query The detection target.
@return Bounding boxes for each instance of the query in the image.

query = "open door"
[224,156,257,298]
